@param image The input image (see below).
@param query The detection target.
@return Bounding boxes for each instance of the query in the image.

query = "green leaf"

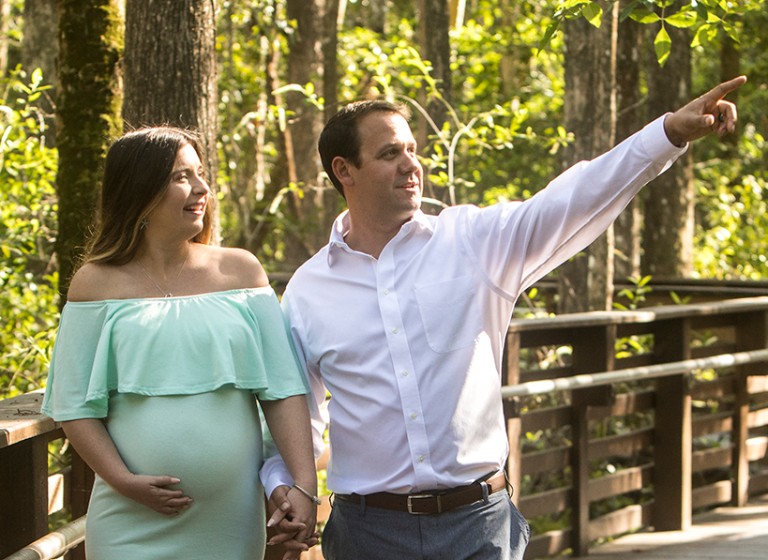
[691,23,718,48]
[538,22,561,53]
[272,84,306,95]
[654,26,672,66]
[664,9,697,28]
[694,2,709,21]
[619,0,643,21]
[30,68,44,86]
[628,8,661,24]
[582,2,603,28]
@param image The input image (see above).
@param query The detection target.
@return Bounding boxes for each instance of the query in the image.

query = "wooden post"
[652,318,691,531]
[734,310,768,506]
[570,325,616,556]
[0,437,49,557]
[66,448,94,560]
[505,330,523,502]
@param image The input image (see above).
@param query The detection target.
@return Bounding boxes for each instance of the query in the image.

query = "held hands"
[663,75,747,147]
[115,473,193,515]
[267,484,320,560]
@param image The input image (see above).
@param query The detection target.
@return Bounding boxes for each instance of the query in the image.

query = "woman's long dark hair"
[84,127,214,266]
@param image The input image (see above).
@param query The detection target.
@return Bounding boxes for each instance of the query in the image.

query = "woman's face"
[145,143,210,240]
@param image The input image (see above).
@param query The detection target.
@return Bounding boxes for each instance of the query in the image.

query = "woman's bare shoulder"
[204,246,269,290]
[66,262,133,302]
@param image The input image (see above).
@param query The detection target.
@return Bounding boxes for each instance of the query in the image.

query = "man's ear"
[331,156,354,188]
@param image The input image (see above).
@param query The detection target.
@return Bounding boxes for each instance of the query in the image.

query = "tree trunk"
[0,0,12,77]
[720,34,741,152]
[449,0,465,27]
[56,0,122,302]
[641,25,693,278]
[322,0,340,123]
[613,9,644,280]
[22,0,59,143]
[417,0,451,202]
[123,0,218,193]
[498,0,529,99]
[367,0,387,33]
[557,1,618,313]
[22,0,58,86]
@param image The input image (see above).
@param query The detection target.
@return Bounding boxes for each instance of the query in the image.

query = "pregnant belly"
[105,386,263,500]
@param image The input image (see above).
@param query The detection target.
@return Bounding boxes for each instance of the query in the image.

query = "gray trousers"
[322,490,530,560]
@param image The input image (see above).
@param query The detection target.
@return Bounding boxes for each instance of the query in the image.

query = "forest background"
[1,0,767,400]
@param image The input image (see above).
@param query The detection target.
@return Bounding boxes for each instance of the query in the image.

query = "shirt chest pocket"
[414,275,483,353]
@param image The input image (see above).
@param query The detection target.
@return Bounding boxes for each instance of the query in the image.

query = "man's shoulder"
[285,245,332,291]
[297,244,331,273]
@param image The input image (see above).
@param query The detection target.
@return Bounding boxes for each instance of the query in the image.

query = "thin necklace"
[136,251,190,298]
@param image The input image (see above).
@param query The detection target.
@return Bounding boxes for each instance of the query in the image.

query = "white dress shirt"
[261,115,686,497]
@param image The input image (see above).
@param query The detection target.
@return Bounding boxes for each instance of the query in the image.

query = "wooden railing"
[504,296,768,558]
[2,296,768,559]
[0,392,92,560]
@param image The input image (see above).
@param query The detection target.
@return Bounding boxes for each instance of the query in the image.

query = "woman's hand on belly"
[115,473,194,516]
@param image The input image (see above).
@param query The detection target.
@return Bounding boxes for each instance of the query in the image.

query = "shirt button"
[401,370,409,377]
[383,288,390,295]
[391,327,399,334]
[418,455,425,463]
[410,412,417,420]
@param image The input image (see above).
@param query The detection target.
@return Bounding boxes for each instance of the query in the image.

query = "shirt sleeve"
[259,290,329,497]
[461,115,687,299]
[41,303,113,421]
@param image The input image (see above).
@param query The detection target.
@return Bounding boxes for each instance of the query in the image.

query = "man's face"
[344,111,423,227]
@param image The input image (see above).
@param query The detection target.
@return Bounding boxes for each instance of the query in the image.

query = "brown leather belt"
[334,473,507,515]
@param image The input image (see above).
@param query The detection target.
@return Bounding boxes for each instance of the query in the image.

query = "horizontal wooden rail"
[4,516,85,560]
[501,348,768,398]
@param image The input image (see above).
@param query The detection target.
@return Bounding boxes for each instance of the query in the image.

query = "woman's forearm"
[61,418,135,489]
[261,395,317,494]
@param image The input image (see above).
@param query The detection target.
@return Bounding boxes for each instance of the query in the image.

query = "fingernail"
[267,520,275,528]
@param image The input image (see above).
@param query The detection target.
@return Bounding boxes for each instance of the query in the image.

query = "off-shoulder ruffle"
[42,288,308,421]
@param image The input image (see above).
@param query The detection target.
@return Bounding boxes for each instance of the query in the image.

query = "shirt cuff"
[643,113,689,157]
[259,454,294,499]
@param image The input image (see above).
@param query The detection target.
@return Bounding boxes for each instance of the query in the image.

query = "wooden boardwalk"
[582,494,768,559]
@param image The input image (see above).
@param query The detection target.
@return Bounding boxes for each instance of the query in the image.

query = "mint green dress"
[41,287,308,560]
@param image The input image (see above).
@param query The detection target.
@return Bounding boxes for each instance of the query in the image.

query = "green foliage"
[544,0,764,66]
[613,275,653,311]
[216,1,286,259]
[694,127,768,279]
[0,68,59,398]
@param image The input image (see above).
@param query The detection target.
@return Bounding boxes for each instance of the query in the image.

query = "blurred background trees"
[2,0,767,397]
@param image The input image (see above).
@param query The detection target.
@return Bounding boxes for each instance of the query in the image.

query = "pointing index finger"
[703,75,747,102]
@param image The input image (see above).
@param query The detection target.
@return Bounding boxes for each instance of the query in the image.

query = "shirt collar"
[326,209,435,267]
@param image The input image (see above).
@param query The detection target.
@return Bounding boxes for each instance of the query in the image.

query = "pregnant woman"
[42,127,317,559]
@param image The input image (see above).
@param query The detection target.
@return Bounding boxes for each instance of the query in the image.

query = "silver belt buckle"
[407,493,441,514]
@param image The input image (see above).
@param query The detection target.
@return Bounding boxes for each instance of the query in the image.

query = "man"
[263,76,747,560]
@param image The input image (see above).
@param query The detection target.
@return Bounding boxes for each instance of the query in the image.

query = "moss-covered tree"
[55,0,122,302]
